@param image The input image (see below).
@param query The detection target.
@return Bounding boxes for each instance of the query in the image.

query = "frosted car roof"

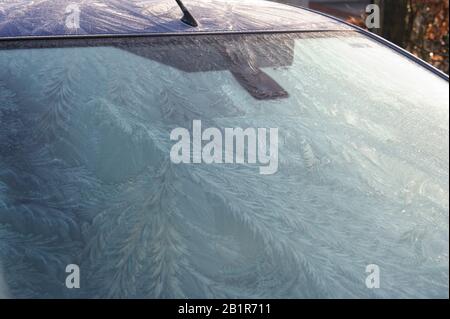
[0,0,351,38]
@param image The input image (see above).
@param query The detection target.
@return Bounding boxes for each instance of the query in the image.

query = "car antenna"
[175,0,198,27]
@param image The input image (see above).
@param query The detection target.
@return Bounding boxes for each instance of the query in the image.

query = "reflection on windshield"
[0,32,448,298]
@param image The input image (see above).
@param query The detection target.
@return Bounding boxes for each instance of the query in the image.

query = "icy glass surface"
[0,32,448,298]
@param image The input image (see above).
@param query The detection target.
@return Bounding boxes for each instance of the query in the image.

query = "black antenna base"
[175,0,198,27]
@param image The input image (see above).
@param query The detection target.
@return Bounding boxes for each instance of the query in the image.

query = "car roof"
[0,0,352,38]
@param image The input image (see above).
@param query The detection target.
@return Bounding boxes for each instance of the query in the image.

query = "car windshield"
[0,31,448,298]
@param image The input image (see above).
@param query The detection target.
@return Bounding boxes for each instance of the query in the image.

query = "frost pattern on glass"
[0,32,448,298]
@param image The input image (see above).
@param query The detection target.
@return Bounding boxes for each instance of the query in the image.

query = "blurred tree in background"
[273,0,448,73]
[372,0,448,74]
